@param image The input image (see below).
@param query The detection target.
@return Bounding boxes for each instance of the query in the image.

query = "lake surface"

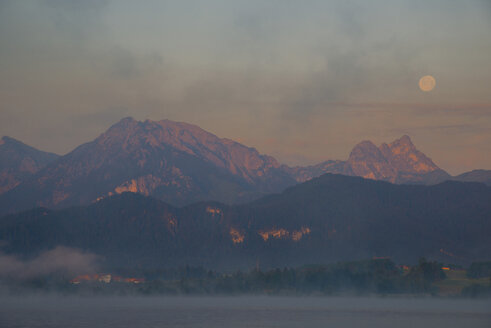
[1,296,490,328]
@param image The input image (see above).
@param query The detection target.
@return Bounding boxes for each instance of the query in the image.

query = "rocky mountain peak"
[0,136,59,160]
[387,135,417,154]
[341,135,443,183]
[95,117,281,178]
[0,136,60,194]
[116,116,138,125]
[349,140,383,160]
[0,118,293,211]
[384,136,439,175]
[346,140,395,180]
[1,136,23,147]
[393,134,413,146]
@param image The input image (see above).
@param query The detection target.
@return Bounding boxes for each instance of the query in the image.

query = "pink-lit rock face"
[97,118,281,184]
[345,140,397,181]
[345,135,442,183]
[288,135,447,184]
[0,118,295,212]
[383,135,439,174]
[229,228,245,244]
[206,206,222,215]
[258,227,311,242]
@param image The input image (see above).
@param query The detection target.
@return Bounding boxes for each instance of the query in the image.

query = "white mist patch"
[0,246,100,280]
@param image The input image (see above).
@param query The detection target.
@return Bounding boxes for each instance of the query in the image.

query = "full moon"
[419,75,436,92]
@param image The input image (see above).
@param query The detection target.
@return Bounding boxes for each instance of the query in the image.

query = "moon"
[419,75,436,92]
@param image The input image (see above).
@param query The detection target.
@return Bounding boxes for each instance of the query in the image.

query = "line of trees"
[5,258,491,297]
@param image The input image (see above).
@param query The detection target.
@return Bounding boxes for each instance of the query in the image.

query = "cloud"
[0,0,489,172]
[41,0,109,37]
[390,124,489,134]
[0,247,100,280]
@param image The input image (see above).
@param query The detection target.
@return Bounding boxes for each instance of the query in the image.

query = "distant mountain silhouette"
[453,170,491,185]
[1,174,489,269]
[0,136,59,194]
[0,118,488,215]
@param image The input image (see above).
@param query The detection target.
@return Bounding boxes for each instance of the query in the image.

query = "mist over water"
[1,296,490,328]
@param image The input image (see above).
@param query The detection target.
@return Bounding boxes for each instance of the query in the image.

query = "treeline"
[136,258,447,296]
[467,261,491,279]
[4,259,491,297]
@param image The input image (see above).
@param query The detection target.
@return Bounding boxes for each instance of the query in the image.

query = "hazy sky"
[0,0,490,174]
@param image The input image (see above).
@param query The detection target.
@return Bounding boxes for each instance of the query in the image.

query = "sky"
[0,0,490,174]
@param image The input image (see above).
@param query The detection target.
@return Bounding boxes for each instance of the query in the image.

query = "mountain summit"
[101,117,283,184]
[346,135,448,183]
[0,118,294,212]
[288,135,450,184]
[0,136,59,194]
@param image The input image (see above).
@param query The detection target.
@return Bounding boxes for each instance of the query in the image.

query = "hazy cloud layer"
[0,247,99,280]
[0,0,490,174]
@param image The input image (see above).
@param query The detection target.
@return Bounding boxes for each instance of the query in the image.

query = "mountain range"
[1,174,489,269]
[0,117,489,215]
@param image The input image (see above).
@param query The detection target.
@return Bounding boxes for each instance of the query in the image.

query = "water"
[0,296,490,328]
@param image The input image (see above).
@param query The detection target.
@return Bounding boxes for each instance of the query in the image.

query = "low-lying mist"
[0,246,99,280]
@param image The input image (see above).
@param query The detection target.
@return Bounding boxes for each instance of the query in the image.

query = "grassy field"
[435,269,490,296]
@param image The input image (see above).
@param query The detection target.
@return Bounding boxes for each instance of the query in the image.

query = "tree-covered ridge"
[0,174,490,269]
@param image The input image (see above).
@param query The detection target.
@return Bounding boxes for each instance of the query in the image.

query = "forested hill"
[0,174,490,270]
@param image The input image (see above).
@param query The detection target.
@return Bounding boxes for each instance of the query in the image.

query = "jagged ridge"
[0,118,488,215]
[0,118,295,213]
[288,135,451,184]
